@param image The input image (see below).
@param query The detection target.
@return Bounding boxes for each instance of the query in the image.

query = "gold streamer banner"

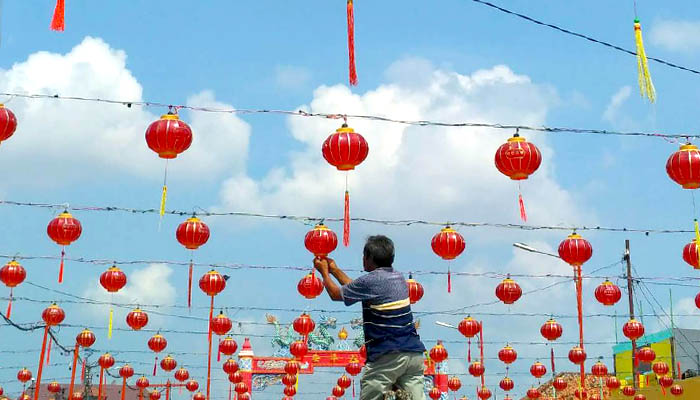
[108,308,114,339]
[634,19,656,102]
[160,185,167,217]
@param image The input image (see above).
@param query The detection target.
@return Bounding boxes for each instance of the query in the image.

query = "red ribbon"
[50,0,65,31]
[34,326,50,400]
[47,335,52,365]
[153,356,158,376]
[121,378,127,400]
[6,287,12,319]
[58,247,65,283]
[206,296,215,400]
[347,1,357,86]
[69,343,80,398]
[188,262,194,308]
[518,193,527,222]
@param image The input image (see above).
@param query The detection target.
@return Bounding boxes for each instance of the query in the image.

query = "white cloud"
[650,19,700,53]
[275,65,312,90]
[603,86,631,123]
[0,37,250,186]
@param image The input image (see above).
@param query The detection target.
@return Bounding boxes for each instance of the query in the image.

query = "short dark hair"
[363,235,395,269]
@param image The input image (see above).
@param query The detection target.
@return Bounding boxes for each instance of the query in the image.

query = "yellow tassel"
[295,372,299,391]
[108,308,114,339]
[694,219,700,267]
[160,185,167,217]
[634,19,656,102]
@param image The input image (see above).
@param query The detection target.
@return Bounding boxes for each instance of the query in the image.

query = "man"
[313,235,426,400]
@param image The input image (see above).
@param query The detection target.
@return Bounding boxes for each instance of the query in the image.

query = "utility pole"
[625,239,637,389]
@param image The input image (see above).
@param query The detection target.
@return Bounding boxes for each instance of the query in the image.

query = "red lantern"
[670,385,684,396]
[659,376,674,388]
[0,386,3,396]
[47,382,61,394]
[211,312,232,336]
[126,308,149,331]
[558,233,593,266]
[283,385,296,396]
[293,313,316,337]
[237,394,250,400]
[499,377,514,391]
[568,346,587,365]
[623,319,645,341]
[76,329,96,348]
[431,226,466,293]
[622,386,636,396]
[637,347,656,363]
[42,303,65,326]
[119,365,134,379]
[177,216,210,307]
[70,393,83,400]
[575,389,588,399]
[337,375,351,389]
[145,112,192,159]
[633,395,646,400]
[185,380,199,393]
[540,319,563,341]
[667,143,700,189]
[0,104,18,145]
[494,133,541,221]
[192,393,205,400]
[595,280,622,306]
[527,388,541,399]
[498,345,517,364]
[332,386,345,398]
[683,240,700,269]
[530,361,546,378]
[447,376,461,392]
[0,260,25,318]
[429,341,448,363]
[553,377,567,391]
[284,361,300,376]
[359,344,367,360]
[17,368,32,383]
[100,266,127,292]
[149,391,161,400]
[222,359,239,375]
[148,334,167,353]
[428,387,441,400]
[477,386,492,400]
[653,361,670,376]
[234,382,249,395]
[99,354,115,369]
[219,336,238,356]
[407,274,424,304]
[47,211,82,283]
[458,317,481,338]
[468,361,485,377]
[290,340,308,359]
[591,361,608,377]
[495,276,522,305]
[136,377,150,389]
[304,224,338,257]
[297,272,324,299]
[228,372,242,384]
[606,376,620,390]
[345,359,363,376]
[281,375,297,387]
[199,270,226,297]
[160,356,176,372]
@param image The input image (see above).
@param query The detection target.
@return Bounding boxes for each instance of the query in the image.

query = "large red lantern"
[283,386,296,397]
[322,123,369,247]
[304,224,338,257]
[126,308,149,331]
[429,341,448,363]
[683,239,700,269]
[285,361,300,376]
[47,211,82,283]
[17,369,32,383]
[498,345,517,364]
[659,376,674,388]
[228,371,243,384]
[623,319,645,340]
[407,274,424,304]
[622,386,636,396]
[428,387,441,400]
[447,376,461,392]
[211,312,232,336]
[0,260,25,318]
[293,313,316,339]
[136,377,150,389]
[477,386,492,400]
[160,355,177,372]
[568,346,587,365]
[553,377,567,391]
[332,385,346,398]
[100,265,127,339]
[119,365,134,379]
[234,382,249,395]
[591,361,608,377]
[176,216,210,308]
[219,336,238,356]
[527,388,541,399]
[458,317,481,338]
[636,347,656,363]
[297,272,324,299]
[35,304,65,400]
[670,384,683,396]
[499,377,514,391]
[495,276,522,305]
[595,280,622,306]
[148,334,167,353]
[186,380,199,393]
[0,104,18,145]
[558,233,593,266]
[431,226,466,293]
[222,359,239,375]
[281,374,297,387]
[495,132,542,221]
[290,340,308,360]
[667,143,700,189]
[540,319,563,341]
[606,376,620,390]
[97,353,115,400]
[468,361,485,377]
[652,361,669,376]
[530,361,546,378]
[174,367,189,382]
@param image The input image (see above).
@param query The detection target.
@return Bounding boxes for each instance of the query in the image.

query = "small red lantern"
[211,312,232,335]
[76,329,96,348]
[337,375,351,389]
[636,347,656,363]
[47,382,61,394]
[498,345,517,364]
[468,361,485,377]
[595,280,622,306]
[100,266,127,292]
[653,361,670,376]
[623,319,645,341]
[591,361,608,377]
[234,382,249,395]
[495,276,522,305]
[683,240,700,269]
[304,224,338,257]
[575,389,588,399]
[119,365,134,379]
[148,334,167,353]
[407,274,424,304]
[553,377,568,391]
[283,386,296,397]
[222,359,239,375]
[228,372,242,384]
[47,211,82,283]
[499,377,514,391]
[237,394,250,400]
[568,346,587,365]
[0,260,25,318]
[136,377,150,389]
[199,270,226,297]
[606,376,621,390]
[447,376,461,392]
[0,104,18,145]
[633,395,646,400]
[17,368,31,383]
[670,384,684,396]
[530,361,546,378]
[332,385,346,398]
[527,388,541,399]
[428,387,441,400]
[495,132,541,221]
[297,272,324,299]
[42,303,66,326]
[477,386,492,400]
[659,376,674,388]
[98,353,115,369]
[219,336,238,356]
[458,317,481,338]
[431,226,466,293]
[345,358,363,376]
[145,112,193,158]
[160,355,176,372]
[667,143,700,189]
[192,393,205,400]
[540,318,563,341]
[558,233,593,266]
[149,391,161,400]
[293,313,316,337]
[290,340,308,359]
[70,393,83,400]
[126,308,149,331]
[622,386,636,396]
[284,361,300,376]
[185,380,199,393]
[429,341,448,363]
[176,216,210,307]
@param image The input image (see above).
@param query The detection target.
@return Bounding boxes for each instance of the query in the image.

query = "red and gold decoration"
[498,345,517,364]
[34,304,65,400]
[148,333,167,376]
[293,313,316,342]
[540,318,563,341]
[623,319,645,341]
[568,346,587,365]
[429,341,448,364]
[530,361,546,379]
[431,226,466,292]
[428,387,441,400]
[186,380,199,393]
[494,131,542,221]
[683,239,700,269]
[407,273,424,304]
[527,388,541,399]
[457,316,481,362]
[118,365,134,400]
[667,143,700,189]
[637,346,656,363]
[652,361,669,376]
[633,18,655,102]
[211,311,232,336]
[160,355,177,372]
[99,265,127,339]
[97,353,115,400]
[447,376,461,393]
[218,336,237,362]
[591,361,608,377]
[0,259,26,318]
[176,216,210,308]
[47,211,82,283]
[290,340,308,360]
[468,361,485,377]
[670,384,684,396]
[69,329,96,398]
[321,123,369,246]
[0,103,18,145]
[553,377,568,391]
[345,357,363,398]
[145,110,193,217]
[50,0,65,31]
[606,376,621,390]
[477,386,492,400]
[297,271,324,300]
[126,308,149,331]
[332,385,345,398]
[594,279,622,306]
[222,358,239,375]
[499,377,514,391]
[199,269,226,400]
[17,368,32,385]
[304,224,338,257]
[495,276,522,305]
[346,0,357,86]
[622,386,636,397]
[633,394,646,400]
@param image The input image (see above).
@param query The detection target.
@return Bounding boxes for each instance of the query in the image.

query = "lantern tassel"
[217,337,221,362]
[160,160,169,218]
[121,378,127,400]
[347,0,357,86]
[343,190,350,247]
[69,343,79,398]
[447,265,451,293]
[518,193,527,222]
[50,0,65,31]
[34,326,50,400]
[694,219,700,267]
[108,307,114,339]
[46,333,52,365]
[98,367,104,400]
[188,261,193,308]
[634,19,655,102]
[6,287,12,319]
[550,347,556,376]
[58,247,65,283]
[153,356,158,376]
[467,339,471,363]
[352,378,356,398]
[228,383,231,400]
[81,357,86,382]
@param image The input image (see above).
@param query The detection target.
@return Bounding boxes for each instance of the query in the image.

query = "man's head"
[363,235,395,271]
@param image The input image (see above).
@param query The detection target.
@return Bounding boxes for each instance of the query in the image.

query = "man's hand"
[313,256,330,275]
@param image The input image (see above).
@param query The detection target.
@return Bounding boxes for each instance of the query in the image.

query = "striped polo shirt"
[341,267,426,362]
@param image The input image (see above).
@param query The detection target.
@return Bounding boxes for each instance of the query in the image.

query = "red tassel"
[352,378,356,398]
[47,335,52,365]
[217,338,221,362]
[467,339,471,363]
[447,266,452,293]
[81,358,86,382]
[153,356,158,376]
[58,248,65,283]
[228,384,231,400]
[518,193,527,222]
[187,261,193,308]
[347,1,357,86]
[550,347,555,376]
[50,0,65,31]
[678,361,682,379]
[343,190,350,247]
[6,288,13,319]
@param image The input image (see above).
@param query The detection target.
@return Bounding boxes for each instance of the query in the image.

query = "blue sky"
[2,1,700,399]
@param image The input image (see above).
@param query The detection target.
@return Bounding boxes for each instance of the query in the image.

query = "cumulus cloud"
[275,65,312,90]
[603,86,631,123]
[0,37,250,186]
[650,19,700,53]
